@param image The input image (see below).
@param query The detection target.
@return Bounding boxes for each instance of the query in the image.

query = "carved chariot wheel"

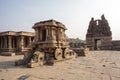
[64,48,71,59]
[55,48,63,60]
[32,51,45,65]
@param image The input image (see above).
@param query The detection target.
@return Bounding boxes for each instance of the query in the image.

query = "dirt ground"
[0,51,120,80]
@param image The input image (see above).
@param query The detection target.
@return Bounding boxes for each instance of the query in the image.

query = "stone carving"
[15,19,77,67]
[86,15,112,50]
[87,15,111,37]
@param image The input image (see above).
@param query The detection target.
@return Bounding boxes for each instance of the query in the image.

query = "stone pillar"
[35,28,40,42]
[17,36,19,48]
[12,36,14,48]
[19,36,24,49]
[8,36,12,48]
[29,37,31,44]
[51,28,55,41]
[21,36,24,48]
[3,36,5,48]
[4,36,7,48]
[46,28,48,41]
[1,37,3,48]
[28,37,31,47]
[38,29,40,41]
[6,36,8,48]
[40,29,42,41]
[0,36,1,48]
[12,37,15,48]
[58,28,61,41]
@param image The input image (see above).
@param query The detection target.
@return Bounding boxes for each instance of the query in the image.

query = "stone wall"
[111,40,120,50]
[68,38,85,48]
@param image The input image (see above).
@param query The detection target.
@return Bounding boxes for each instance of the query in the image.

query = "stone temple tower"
[86,15,112,50]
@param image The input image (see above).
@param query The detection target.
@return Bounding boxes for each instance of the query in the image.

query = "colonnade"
[0,36,33,49]
[0,32,34,55]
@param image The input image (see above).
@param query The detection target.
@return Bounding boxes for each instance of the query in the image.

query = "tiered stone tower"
[86,15,112,50]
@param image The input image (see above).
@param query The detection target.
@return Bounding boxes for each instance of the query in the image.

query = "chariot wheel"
[64,48,71,59]
[55,48,63,60]
[33,51,44,65]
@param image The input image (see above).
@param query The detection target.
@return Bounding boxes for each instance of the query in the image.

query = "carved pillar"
[58,28,62,41]
[1,37,3,48]
[46,28,48,41]
[50,27,52,41]
[4,36,7,48]
[21,36,24,48]
[36,29,38,41]
[51,28,55,41]
[8,36,12,48]
[29,37,32,44]
[0,36,1,48]
[12,37,14,48]
[39,29,41,41]
[17,36,19,48]
[35,28,40,42]
[19,36,24,49]
[60,29,64,41]
[28,37,31,47]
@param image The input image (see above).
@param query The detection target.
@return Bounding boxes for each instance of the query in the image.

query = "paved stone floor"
[0,51,120,80]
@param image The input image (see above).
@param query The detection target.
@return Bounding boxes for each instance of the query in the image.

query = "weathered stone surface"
[68,38,85,48]
[16,19,76,67]
[0,31,34,56]
[86,15,112,50]
[72,47,89,56]
[111,40,120,50]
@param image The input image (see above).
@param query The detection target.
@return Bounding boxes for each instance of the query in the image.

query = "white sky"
[0,0,120,40]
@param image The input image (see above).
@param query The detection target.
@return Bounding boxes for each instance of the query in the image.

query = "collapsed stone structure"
[0,31,34,56]
[68,38,89,56]
[68,38,85,48]
[15,19,77,67]
[86,15,112,50]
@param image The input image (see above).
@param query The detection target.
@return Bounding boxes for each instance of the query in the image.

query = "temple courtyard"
[0,51,120,80]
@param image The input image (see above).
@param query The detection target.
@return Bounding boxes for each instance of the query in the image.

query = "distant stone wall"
[69,39,120,51]
[111,40,120,50]
[68,38,85,48]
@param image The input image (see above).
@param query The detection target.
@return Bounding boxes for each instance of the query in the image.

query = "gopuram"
[86,15,112,50]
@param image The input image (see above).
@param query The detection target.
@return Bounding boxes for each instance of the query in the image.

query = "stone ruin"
[15,19,77,67]
[86,15,112,50]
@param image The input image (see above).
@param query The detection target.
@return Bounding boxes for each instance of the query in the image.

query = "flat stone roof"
[0,31,35,36]
[33,19,67,30]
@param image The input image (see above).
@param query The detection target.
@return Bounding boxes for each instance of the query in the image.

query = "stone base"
[72,48,89,56]
[1,52,15,56]
[27,62,40,68]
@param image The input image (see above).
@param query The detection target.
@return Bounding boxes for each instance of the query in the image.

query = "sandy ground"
[0,51,120,80]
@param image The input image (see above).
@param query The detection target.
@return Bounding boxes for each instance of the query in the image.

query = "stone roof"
[33,19,67,30]
[0,31,35,36]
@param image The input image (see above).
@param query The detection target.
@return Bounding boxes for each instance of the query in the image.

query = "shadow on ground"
[0,60,24,69]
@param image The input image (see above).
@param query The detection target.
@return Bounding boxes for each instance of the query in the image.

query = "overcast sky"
[0,0,120,40]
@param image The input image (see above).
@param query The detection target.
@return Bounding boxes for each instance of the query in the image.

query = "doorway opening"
[94,39,101,50]
[42,30,46,41]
